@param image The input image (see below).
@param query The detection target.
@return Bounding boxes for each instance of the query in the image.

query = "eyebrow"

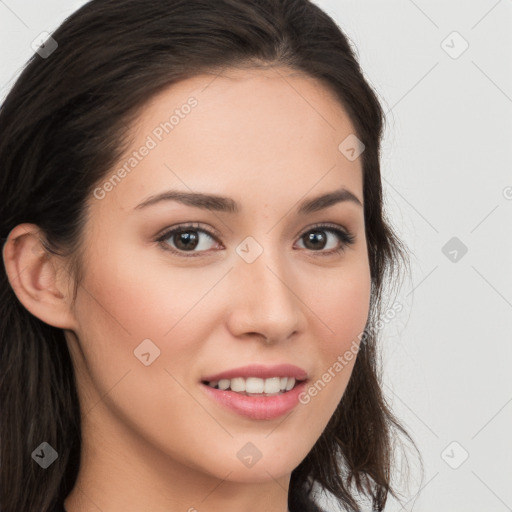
[134,187,363,214]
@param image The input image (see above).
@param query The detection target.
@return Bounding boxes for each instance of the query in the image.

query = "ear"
[2,223,79,331]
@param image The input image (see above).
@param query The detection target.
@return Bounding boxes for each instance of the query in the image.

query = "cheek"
[71,253,218,456]
[309,261,371,351]
[72,244,225,394]
[79,242,209,339]
[298,262,371,414]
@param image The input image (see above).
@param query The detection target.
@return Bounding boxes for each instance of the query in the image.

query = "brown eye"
[296,225,355,255]
[302,230,328,250]
[156,223,219,256]
[169,230,201,251]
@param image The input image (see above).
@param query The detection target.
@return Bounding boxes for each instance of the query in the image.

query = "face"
[65,65,371,487]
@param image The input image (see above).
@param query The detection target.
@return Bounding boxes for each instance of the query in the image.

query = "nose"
[226,247,305,345]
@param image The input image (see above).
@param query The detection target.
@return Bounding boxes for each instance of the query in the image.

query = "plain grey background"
[1,1,511,511]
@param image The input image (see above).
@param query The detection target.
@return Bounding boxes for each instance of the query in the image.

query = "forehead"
[92,65,363,214]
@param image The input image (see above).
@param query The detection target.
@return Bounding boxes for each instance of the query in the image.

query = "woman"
[0,1,421,511]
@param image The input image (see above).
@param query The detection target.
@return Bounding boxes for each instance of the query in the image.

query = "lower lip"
[200,380,307,420]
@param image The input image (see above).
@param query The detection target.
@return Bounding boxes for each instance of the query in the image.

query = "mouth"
[201,376,305,396]
[199,364,309,420]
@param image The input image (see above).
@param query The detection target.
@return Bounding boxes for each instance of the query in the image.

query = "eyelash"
[155,222,356,258]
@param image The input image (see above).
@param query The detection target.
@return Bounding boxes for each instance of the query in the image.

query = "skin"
[3,65,371,512]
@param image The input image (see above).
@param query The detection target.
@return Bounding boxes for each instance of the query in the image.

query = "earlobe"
[2,223,78,330]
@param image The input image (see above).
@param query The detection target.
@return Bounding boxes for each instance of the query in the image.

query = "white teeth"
[263,377,281,394]
[206,376,299,393]
[246,377,264,393]
[218,379,230,390]
[230,377,246,392]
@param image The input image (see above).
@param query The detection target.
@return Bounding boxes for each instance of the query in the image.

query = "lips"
[201,363,308,382]
[199,364,309,420]
[200,378,308,420]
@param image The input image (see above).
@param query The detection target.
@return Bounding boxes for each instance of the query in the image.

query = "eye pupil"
[175,231,199,250]
[304,230,326,250]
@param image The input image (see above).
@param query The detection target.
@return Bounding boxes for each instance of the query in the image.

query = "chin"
[211,441,311,483]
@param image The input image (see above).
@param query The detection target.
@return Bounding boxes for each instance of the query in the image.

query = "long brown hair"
[0,1,422,510]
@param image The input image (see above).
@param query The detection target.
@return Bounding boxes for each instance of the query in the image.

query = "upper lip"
[202,364,308,382]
